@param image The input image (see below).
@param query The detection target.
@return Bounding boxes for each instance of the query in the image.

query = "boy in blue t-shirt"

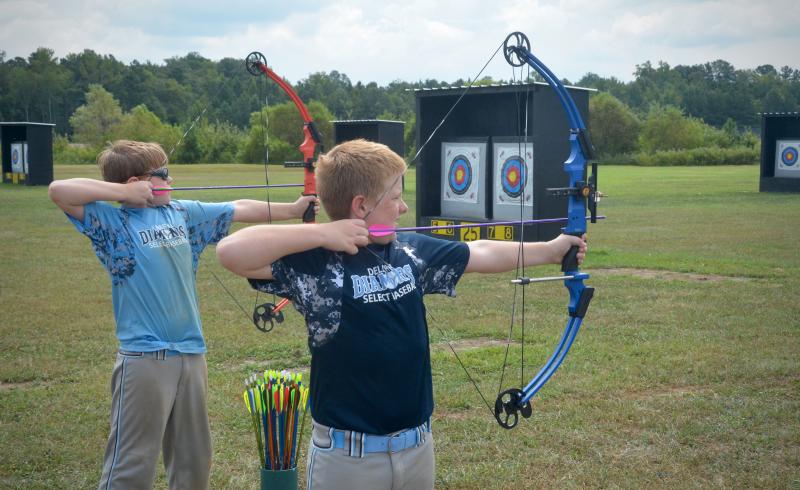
[49,140,317,490]
[216,139,586,489]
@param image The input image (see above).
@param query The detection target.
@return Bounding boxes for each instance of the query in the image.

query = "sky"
[1,0,798,86]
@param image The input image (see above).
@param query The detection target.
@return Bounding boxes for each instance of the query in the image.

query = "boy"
[48,140,317,490]
[216,139,586,489]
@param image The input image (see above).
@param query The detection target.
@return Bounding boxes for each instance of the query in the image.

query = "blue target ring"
[448,155,472,195]
[501,156,527,198]
[782,147,798,167]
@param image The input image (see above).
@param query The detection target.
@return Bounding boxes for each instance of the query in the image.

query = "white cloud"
[1,0,798,84]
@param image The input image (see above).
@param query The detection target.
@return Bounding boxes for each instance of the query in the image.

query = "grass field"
[1,164,798,489]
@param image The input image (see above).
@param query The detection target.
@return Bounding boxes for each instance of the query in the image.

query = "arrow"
[368,215,606,237]
[152,183,303,195]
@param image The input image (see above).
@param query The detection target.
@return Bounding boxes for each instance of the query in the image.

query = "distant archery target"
[10,143,25,173]
[500,156,528,198]
[782,146,798,167]
[776,140,800,177]
[448,155,472,195]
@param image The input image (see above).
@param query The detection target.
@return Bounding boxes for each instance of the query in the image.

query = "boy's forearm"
[465,240,556,273]
[232,200,301,223]
[48,178,127,207]
[216,224,325,278]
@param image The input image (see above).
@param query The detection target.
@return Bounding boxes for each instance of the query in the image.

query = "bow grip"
[561,232,582,272]
[302,199,315,223]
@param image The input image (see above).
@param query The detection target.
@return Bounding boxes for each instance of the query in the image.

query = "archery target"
[448,155,473,195]
[493,141,534,220]
[500,156,527,198]
[441,141,487,220]
[10,143,24,173]
[775,140,800,178]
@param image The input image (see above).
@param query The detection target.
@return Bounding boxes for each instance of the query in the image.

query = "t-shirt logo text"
[138,224,188,248]
[351,264,416,303]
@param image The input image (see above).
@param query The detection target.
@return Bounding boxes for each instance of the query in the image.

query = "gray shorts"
[98,350,212,490]
[306,419,434,490]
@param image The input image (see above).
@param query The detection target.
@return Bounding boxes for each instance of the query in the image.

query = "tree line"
[1,48,798,165]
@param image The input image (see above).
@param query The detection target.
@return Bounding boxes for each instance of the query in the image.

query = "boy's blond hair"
[316,139,407,220]
[97,140,167,183]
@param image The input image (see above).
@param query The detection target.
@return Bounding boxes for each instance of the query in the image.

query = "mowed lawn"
[1,164,798,489]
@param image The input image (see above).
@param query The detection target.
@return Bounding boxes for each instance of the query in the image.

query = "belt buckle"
[387,429,408,453]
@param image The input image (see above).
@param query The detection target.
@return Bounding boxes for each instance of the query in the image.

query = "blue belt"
[119,349,182,359]
[330,421,430,455]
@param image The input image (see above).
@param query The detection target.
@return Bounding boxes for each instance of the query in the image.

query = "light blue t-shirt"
[68,199,234,353]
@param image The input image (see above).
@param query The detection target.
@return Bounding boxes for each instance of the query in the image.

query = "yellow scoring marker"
[459,222,480,242]
[488,225,515,241]
[430,219,454,237]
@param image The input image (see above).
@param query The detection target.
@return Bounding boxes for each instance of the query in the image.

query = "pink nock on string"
[367,224,397,237]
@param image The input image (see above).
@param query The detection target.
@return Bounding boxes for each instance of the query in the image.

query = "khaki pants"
[307,420,435,490]
[98,351,212,490]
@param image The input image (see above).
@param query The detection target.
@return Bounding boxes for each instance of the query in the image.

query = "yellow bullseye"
[508,169,518,184]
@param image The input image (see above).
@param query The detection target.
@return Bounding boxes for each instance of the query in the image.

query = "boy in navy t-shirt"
[49,140,317,489]
[217,139,586,489]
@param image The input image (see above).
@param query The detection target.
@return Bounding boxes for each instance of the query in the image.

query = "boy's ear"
[351,195,368,219]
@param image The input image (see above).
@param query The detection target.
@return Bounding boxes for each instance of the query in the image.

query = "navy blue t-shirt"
[249,233,469,434]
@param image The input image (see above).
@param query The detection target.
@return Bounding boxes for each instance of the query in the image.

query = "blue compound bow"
[492,31,599,429]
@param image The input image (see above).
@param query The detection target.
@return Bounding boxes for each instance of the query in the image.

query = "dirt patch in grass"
[432,337,518,351]
[620,384,712,400]
[0,380,38,391]
[598,268,750,282]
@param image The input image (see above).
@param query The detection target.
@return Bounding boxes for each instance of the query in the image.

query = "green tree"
[638,104,707,153]
[197,121,246,163]
[26,48,69,123]
[298,71,353,118]
[588,92,641,156]
[240,100,334,164]
[69,84,124,146]
[172,119,245,163]
[112,104,180,152]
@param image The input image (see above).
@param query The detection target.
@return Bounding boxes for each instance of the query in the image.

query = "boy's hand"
[292,195,320,220]
[124,181,154,207]
[320,220,369,255]
[549,234,588,266]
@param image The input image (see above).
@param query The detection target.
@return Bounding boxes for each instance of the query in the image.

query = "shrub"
[633,145,759,166]
[53,135,99,164]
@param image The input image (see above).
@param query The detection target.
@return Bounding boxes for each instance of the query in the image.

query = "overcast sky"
[2,0,798,85]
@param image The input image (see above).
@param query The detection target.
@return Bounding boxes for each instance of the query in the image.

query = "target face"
[10,143,25,173]
[500,156,527,198]
[442,143,482,205]
[782,146,798,167]
[494,143,533,208]
[448,155,472,195]
[776,140,800,176]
